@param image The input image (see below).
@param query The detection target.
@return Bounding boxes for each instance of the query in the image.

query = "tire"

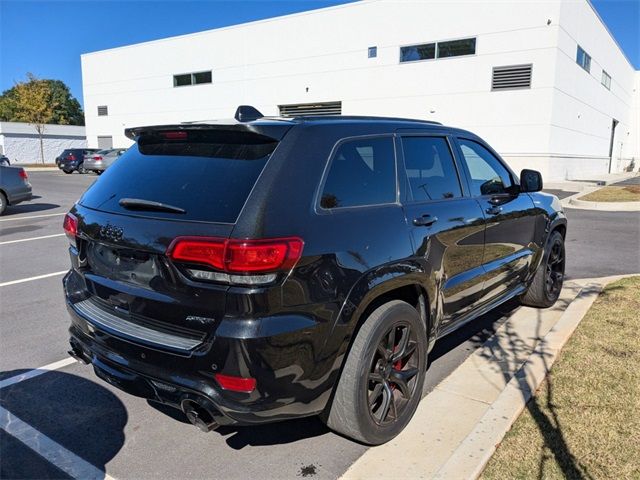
[521,230,565,308]
[78,163,86,174]
[323,300,427,445]
[63,169,73,174]
[0,192,7,215]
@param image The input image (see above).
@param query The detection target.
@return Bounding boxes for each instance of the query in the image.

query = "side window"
[458,139,512,196]
[401,136,462,201]
[320,137,396,209]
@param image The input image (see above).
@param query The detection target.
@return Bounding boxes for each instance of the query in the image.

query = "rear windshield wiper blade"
[119,197,186,214]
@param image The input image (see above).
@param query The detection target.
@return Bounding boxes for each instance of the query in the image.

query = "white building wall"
[81,0,638,181]
[546,0,639,179]
[0,122,86,165]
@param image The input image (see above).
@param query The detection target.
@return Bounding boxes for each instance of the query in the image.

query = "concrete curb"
[433,274,637,479]
[23,167,59,172]
[568,196,640,212]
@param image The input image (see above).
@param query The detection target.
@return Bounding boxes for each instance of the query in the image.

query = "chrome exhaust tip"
[181,400,219,432]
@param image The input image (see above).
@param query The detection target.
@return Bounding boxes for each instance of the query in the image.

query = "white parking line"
[0,406,115,480]
[0,233,65,245]
[0,270,67,288]
[0,358,77,390]
[0,212,65,222]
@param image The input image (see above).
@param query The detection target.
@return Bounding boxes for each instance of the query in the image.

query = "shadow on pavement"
[0,370,127,479]
[4,202,61,216]
[147,398,331,450]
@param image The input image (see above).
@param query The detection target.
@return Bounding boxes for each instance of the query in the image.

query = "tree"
[0,74,85,163]
[0,75,84,126]
[1,74,57,163]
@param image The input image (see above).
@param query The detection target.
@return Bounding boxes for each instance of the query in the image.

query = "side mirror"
[520,169,543,192]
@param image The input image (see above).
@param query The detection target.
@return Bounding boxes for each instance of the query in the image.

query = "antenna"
[234,105,264,122]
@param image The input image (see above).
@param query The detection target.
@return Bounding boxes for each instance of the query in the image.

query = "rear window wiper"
[119,197,186,214]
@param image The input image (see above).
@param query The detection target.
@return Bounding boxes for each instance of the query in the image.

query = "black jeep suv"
[63,107,566,445]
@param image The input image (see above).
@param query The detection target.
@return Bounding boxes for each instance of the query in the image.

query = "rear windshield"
[79,130,278,223]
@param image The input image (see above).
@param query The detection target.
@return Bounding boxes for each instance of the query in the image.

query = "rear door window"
[320,136,396,209]
[401,136,462,201]
[79,130,278,223]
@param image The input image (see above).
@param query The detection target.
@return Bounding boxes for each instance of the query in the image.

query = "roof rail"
[234,105,264,122]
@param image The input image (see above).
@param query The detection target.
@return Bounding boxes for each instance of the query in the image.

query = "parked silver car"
[83,148,127,174]
[0,165,32,215]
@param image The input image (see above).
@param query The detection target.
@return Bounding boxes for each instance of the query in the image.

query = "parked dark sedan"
[0,165,32,214]
[56,148,100,173]
[64,107,566,444]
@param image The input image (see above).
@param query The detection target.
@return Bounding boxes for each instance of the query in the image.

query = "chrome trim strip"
[73,299,202,351]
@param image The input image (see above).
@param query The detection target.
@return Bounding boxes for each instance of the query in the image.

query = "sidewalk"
[545,171,639,192]
[545,172,640,212]
[341,275,632,480]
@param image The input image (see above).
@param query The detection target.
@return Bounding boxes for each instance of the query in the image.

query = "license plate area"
[86,241,160,287]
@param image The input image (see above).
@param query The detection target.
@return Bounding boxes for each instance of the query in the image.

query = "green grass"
[579,185,640,202]
[481,276,640,480]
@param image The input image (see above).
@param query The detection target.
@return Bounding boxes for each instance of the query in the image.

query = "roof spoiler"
[234,105,264,122]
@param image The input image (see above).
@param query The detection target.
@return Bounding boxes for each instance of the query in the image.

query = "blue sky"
[1,0,638,107]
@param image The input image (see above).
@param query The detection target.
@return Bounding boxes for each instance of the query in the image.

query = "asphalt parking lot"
[1,171,639,479]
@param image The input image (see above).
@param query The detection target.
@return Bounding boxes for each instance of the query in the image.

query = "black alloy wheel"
[367,322,420,426]
[323,300,427,445]
[545,235,565,299]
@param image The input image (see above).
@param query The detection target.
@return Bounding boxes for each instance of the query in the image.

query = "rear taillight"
[170,238,226,270]
[168,237,304,276]
[68,154,76,160]
[94,156,103,161]
[63,213,78,239]
[18,169,28,180]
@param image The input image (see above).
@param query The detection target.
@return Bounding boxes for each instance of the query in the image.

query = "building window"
[400,43,435,62]
[437,38,476,58]
[368,46,377,58]
[193,71,212,84]
[97,105,108,116]
[491,64,533,91]
[400,37,476,63]
[576,46,591,72]
[173,70,212,87]
[601,70,611,90]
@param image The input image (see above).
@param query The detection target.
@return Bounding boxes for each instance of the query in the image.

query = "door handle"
[486,205,503,215]
[413,215,438,227]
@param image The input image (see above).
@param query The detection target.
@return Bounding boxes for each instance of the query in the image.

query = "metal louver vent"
[279,101,342,117]
[491,64,533,91]
[97,105,109,116]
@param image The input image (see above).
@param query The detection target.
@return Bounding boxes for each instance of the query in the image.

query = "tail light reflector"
[18,169,28,180]
[68,154,76,160]
[63,213,78,239]
[214,374,256,393]
[168,237,303,274]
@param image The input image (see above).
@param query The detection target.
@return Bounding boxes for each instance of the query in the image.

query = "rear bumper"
[83,161,103,171]
[58,161,80,171]
[64,271,334,425]
[8,187,32,205]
